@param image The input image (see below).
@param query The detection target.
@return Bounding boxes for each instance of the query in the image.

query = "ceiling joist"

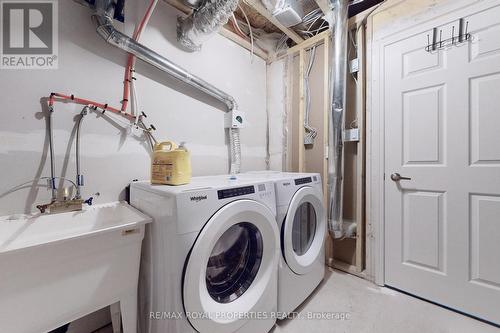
[313,0,331,15]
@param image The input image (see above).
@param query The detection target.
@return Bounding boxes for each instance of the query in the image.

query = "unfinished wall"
[267,59,286,171]
[0,0,268,216]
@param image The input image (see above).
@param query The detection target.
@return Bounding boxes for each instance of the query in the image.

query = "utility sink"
[0,201,151,333]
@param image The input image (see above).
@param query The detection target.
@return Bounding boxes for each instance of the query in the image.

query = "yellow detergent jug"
[151,141,191,185]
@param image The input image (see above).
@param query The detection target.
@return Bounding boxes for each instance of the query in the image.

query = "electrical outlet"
[344,128,360,142]
[350,58,359,73]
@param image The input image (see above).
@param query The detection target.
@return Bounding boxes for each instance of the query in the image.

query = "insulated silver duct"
[92,0,241,173]
[177,0,239,51]
[327,0,349,239]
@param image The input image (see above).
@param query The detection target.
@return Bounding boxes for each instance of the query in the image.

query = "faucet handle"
[84,197,93,206]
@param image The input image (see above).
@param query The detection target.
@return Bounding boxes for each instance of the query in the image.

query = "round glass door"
[206,222,263,303]
[282,187,326,275]
[183,199,279,333]
[291,202,317,255]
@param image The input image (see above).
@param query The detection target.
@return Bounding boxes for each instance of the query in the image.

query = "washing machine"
[239,171,326,318]
[130,176,279,333]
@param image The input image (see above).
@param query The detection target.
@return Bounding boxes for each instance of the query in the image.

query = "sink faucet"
[37,106,94,214]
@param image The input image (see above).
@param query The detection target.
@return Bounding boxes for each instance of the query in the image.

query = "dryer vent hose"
[229,127,241,174]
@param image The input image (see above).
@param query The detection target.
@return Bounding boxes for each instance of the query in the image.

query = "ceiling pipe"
[327,0,349,239]
[92,0,237,112]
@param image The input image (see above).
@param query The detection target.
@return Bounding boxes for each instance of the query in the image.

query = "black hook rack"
[426,18,471,52]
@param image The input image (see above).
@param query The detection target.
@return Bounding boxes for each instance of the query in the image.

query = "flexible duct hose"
[229,128,241,174]
[177,0,239,51]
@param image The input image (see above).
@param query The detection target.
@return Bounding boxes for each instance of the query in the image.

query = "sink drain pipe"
[92,0,241,174]
[327,0,349,239]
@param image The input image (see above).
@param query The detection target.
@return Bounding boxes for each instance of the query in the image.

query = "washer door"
[282,186,326,275]
[183,199,278,333]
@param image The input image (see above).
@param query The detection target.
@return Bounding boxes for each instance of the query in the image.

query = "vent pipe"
[92,0,241,174]
[327,0,349,239]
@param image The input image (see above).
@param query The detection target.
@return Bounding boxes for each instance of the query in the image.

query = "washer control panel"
[217,185,255,199]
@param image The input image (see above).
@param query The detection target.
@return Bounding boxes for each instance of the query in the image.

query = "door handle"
[390,173,411,181]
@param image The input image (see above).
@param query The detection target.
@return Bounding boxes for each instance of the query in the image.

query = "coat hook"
[459,18,464,42]
[432,27,438,51]
[451,26,455,44]
[465,21,469,40]
[439,30,443,48]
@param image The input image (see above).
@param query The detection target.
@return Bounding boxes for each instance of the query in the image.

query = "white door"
[183,199,278,333]
[384,1,500,325]
[282,186,326,275]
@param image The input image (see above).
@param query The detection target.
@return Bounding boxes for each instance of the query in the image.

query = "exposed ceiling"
[348,0,384,17]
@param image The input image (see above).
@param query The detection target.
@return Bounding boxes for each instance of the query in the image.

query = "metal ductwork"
[327,0,349,239]
[92,0,241,174]
[177,0,239,52]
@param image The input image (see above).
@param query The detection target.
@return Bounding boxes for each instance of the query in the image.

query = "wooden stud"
[284,55,294,172]
[328,259,367,279]
[298,49,306,172]
[276,30,331,61]
[323,35,333,264]
[219,28,269,61]
[323,35,330,203]
[162,0,193,14]
[355,25,366,273]
[242,0,305,44]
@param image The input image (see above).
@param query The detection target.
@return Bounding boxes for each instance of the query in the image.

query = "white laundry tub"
[0,201,151,333]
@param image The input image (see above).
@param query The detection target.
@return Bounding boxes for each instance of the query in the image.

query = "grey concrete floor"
[97,268,499,333]
[272,269,499,333]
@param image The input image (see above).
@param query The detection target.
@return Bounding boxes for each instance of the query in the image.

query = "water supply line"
[47,105,57,202]
[92,0,241,174]
[327,0,349,239]
[75,107,88,200]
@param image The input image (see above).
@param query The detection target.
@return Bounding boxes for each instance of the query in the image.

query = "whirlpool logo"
[1,0,58,69]
[190,195,207,202]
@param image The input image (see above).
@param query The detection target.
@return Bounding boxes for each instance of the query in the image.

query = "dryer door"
[282,186,326,275]
[183,199,278,333]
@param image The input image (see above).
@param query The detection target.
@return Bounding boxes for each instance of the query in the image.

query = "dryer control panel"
[217,185,255,199]
[294,177,312,185]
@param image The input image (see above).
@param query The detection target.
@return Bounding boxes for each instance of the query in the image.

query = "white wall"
[0,0,268,216]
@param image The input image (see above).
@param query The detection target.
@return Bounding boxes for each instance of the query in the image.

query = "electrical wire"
[304,46,318,145]
[231,13,248,38]
[348,29,359,86]
[275,34,287,51]
[238,5,254,62]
